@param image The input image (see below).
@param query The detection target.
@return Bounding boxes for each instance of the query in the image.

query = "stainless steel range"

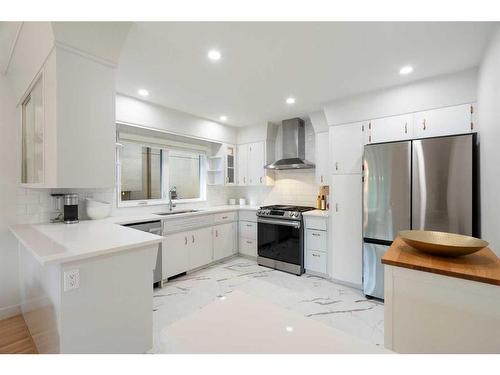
[257,205,315,275]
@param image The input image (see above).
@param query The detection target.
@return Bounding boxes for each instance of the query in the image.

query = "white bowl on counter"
[86,198,112,220]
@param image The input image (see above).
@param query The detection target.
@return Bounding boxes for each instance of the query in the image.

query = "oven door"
[257,218,303,265]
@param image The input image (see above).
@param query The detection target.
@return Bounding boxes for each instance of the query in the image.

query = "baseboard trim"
[0,303,21,321]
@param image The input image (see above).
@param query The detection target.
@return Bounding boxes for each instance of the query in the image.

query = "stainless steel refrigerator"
[362,133,478,299]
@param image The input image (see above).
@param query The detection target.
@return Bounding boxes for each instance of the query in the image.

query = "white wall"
[323,68,478,126]
[0,75,21,319]
[116,94,237,145]
[477,27,500,255]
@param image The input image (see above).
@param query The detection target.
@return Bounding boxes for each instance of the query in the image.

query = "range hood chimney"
[265,118,315,170]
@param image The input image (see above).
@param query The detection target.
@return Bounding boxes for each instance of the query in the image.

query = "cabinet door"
[330,174,363,286]
[413,104,473,139]
[237,144,248,185]
[239,237,257,257]
[225,145,235,185]
[305,250,327,275]
[21,77,44,184]
[163,231,189,279]
[188,227,213,270]
[369,114,413,144]
[213,222,236,260]
[315,132,329,185]
[330,123,363,175]
[248,141,265,185]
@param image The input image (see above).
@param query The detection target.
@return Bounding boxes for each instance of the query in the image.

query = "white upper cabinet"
[315,132,329,185]
[248,141,265,185]
[329,122,364,175]
[366,114,414,144]
[21,76,44,185]
[413,103,474,139]
[237,141,273,186]
[225,145,236,185]
[19,46,115,189]
[236,144,248,185]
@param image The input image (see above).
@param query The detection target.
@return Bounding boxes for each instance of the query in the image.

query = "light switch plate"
[64,269,80,291]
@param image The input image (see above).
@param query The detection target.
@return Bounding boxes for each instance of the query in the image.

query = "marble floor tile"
[152,256,384,353]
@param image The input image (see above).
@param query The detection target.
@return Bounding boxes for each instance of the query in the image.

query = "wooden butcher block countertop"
[382,237,500,286]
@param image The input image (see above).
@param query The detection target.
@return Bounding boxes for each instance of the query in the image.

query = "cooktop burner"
[260,205,316,213]
[257,205,316,220]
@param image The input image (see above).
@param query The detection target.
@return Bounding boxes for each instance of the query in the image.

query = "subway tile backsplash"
[16,170,319,224]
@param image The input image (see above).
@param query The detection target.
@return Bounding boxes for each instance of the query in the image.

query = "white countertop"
[10,205,259,266]
[303,209,329,218]
[161,290,390,354]
[110,205,259,226]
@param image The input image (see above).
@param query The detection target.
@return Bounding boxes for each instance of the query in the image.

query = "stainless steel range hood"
[265,118,315,170]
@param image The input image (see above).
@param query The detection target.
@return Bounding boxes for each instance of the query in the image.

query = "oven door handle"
[257,218,301,228]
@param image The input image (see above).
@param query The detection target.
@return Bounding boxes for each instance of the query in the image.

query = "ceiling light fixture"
[138,89,149,97]
[399,65,414,75]
[286,97,296,104]
[208,49,221,61]
[285,326,294,333]
[219,115,227,122]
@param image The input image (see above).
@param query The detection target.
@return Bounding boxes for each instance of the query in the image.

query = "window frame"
[116,138,207,208]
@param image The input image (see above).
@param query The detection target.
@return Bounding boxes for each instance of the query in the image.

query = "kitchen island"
[10,221,163,354]
[382,237,500,353]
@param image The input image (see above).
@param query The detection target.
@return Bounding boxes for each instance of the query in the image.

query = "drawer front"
[214,211,237,223]
[239,220,257,240]
[162,214,214,234]
[238,210,258,222]
[239,237,257,257]
[306,229,327,252]
[305,216,328,231]
[305,250,327,274]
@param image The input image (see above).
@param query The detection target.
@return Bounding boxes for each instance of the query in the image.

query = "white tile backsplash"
[16,169,319,224]
[240,169,318,207]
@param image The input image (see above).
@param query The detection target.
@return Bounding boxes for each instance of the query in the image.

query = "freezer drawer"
[363,242,387,300]
[363,141,411,241]
[412,134,474,236]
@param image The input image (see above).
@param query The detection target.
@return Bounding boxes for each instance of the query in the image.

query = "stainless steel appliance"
[264,118,315,170]
[362,133,478,299]
[63,193,79,224]
[257,205,315,275]
[124,220,163,287]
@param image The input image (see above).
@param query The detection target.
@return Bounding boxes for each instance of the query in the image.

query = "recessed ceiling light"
[285,326,294,333]
[219,115,227,122]
[286,97,296,104]
[208,49,221,61]
[138,89,149,97]
[399,65,414,75]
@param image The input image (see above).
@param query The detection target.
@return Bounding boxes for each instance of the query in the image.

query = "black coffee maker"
[63,193,79,224]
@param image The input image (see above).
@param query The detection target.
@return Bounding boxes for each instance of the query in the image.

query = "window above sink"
[116,124,208,208]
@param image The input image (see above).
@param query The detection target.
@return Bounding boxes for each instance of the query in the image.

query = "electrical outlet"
[64,269,80,291]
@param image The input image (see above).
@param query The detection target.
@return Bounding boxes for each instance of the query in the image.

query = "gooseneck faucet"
[168,188,177,211]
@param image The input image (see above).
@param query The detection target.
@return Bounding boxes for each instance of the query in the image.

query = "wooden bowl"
[398,230,489,257]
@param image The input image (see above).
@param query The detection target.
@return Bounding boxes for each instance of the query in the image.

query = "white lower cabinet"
[305,250,327,275]
[162,224,213,279]
[239,238,257,257]
[238,220,257,257]
[163,231,189,279]
[188,227,213,270]
[213,222,237,261]
[304,216,328,275]
[330,174,363,286]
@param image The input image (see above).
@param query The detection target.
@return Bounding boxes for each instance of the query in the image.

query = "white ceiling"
[116,22,495,127]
